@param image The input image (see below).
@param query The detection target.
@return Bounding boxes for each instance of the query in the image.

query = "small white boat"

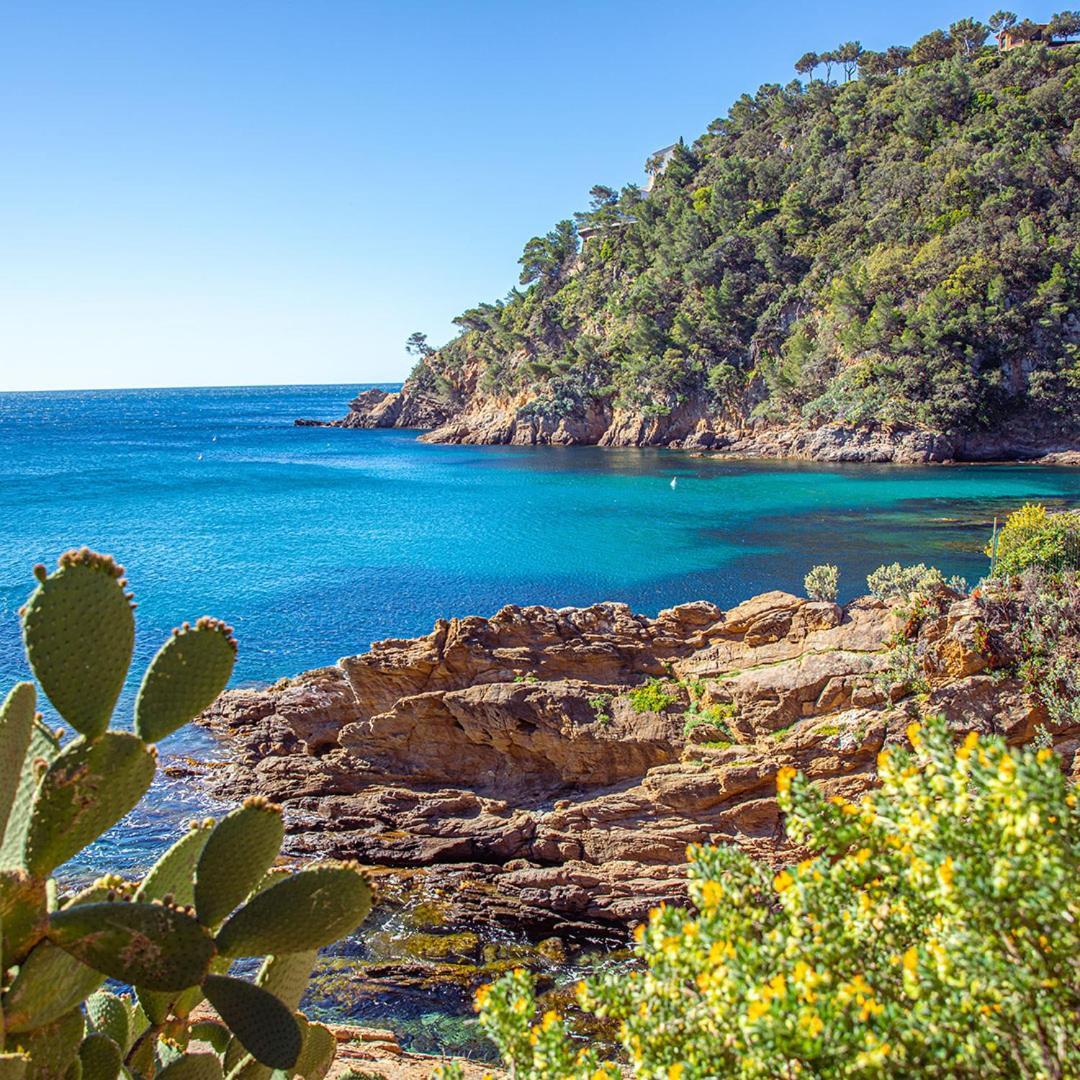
[670,476,678,489]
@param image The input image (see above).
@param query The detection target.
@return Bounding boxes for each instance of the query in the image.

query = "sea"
[3,383,1080,1053]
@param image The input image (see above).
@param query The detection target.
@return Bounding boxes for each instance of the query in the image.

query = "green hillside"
[409,15,1080,441]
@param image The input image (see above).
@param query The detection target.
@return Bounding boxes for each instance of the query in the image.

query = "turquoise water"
[3,384,1080,1043]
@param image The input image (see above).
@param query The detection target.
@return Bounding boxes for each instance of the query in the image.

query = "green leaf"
[134,621,236,744]
[46,901,215,991]
[216,863,371,958]
[24,733,155,877]
[21,553,134,739]
[0,871,47,966]
[201,977,300,1070]
[194,802,283,928]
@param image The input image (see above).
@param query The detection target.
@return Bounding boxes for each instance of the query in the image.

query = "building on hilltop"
[644,143,679,193]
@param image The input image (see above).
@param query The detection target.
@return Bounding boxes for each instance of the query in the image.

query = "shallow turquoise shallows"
[5,384,1080,1041]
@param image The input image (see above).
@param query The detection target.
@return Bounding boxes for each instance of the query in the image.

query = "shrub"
[474,717,1080,1078]
[866,562,965,601]
[988,504,1080,577]
[0,550,372,1079]
[627,678,676,714]
[804,564,839,602]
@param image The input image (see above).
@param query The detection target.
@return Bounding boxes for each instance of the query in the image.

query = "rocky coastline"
[196,586,1080,943]
[296,387,1080,465]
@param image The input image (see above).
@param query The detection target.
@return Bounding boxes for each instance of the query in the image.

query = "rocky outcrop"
[197,588,1080,939]
[300,382,1080,464]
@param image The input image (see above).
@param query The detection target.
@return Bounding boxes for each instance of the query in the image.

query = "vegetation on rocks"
[401,13,1080,445]
[0,550,372,1080]
[470,718,1080,1078]
[804,564,839,602]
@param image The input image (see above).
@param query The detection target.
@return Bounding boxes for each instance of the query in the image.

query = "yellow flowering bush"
[473,718,1080,1077]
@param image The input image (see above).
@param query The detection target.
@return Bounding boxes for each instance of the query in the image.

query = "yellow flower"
[902,946,918,972]
[854,847,871,864]
[907,721,922,747]
[591,1070,612,1080]
[957,730,979,761]
[633,922,646,943]
[541,1009,560,1031]
[801,1012,824,1038]
[1037,747,1053,764]
[776,765,797,794]
[747,999,770,1021]
[937,855,954,890]
[668,1065,685,1080]
[700,879,723,908]
[474,983,491,1010]
[774,869,795,893]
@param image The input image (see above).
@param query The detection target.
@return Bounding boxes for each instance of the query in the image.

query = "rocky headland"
[197,585,1080,942]
[297,386,1080,464]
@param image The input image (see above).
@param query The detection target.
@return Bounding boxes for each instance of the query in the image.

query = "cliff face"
[197,585,1080,939]
[310,380,1080,462]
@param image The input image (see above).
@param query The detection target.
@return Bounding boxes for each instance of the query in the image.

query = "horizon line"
[0,380,404,395]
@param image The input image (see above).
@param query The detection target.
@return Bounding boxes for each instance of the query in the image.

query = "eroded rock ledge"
[296,387,1080,464]
[197,589,1079,938]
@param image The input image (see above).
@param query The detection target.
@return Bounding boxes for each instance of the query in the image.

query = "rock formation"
[298,382,1080,463]
[197,587,1080,939]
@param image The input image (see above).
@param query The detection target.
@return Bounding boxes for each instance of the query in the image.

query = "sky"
[0,1,1037,391]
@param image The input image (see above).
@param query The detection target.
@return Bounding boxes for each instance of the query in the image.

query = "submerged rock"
[197,587,1079,938]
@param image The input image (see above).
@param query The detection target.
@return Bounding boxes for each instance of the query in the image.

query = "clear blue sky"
[1,1,1036,391]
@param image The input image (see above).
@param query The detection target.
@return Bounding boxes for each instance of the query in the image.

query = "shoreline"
[296,415,1080,469]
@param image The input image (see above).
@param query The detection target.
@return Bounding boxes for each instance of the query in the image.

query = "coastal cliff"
[301,34,1080,461]
[197,583,1080,939]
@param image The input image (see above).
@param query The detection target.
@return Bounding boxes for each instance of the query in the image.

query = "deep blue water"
[3,384,1080,1043]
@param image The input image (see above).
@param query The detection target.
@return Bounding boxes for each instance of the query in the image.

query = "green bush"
[866,562,965,601]
[627,679,676,714]
[988,504,1080,577]
[473,717,1079,1078]
[804,564,839,602]
[0,549,372,1080]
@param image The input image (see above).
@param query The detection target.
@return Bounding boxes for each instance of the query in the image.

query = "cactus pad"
[1,941,104,1033]
[46,900,215,990]
[193,801,283,928]
[154,1054,223,1080]
[0,720,61,872]
[0,1055,30,1080]
[24,733,155,877]
[84,992,129,1052]
[188,1020,230,1055]
[21,551,134,738]
[201,976,301,1070]
[135,820,212,907]
[8,1007,85,1080]
[0,683,36,842]
[216,862,371,958]
[134,619,236,744]
[0,871,47,965]
[76,1035,121,1080]
[255,951,317,1011]
[293,1019,336,1080]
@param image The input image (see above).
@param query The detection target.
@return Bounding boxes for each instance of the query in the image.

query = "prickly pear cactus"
[0,550,374,1080]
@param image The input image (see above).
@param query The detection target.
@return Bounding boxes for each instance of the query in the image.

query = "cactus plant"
[0,550,373,1080]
